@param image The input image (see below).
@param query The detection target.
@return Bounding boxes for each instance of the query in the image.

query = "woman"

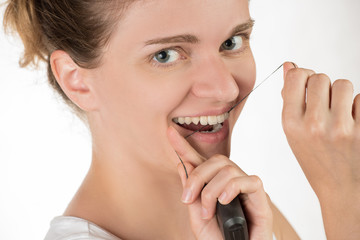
[3,0,359,239]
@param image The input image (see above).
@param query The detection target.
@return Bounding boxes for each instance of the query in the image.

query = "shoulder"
[44,216,122,240]
[270,202,300,240]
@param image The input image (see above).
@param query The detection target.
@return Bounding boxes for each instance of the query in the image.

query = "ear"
[50,50,98,111]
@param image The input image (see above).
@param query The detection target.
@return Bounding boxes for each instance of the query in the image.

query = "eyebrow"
[144,18,255,46]
[228,18,255,38]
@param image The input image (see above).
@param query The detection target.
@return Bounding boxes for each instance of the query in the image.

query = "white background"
[1,0,359,239]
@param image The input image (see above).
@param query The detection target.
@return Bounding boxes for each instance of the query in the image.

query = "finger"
[199,164,246,219]
[238,180,273,233]
[177,162,195,186]
[185,192,223,239]
[283,61,297,80]
[218,175,264,205]
[176,162,203,220]
[282,65,315,119]
[220,176,272,228]
[178,161,201,204]
[177,162,223,238]
[305,73,331,115]
[199,166,235,219]
[181,155,237,204]
[353,93,360,122]
[330,79,354,122]
[167,126,204,166]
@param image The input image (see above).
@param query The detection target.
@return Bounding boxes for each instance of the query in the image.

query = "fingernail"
[218,192,227,203]
[291,62,298,68]
[182,188,192,203]
[201,207,209,219]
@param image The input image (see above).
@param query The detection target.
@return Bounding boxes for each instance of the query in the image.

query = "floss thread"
[176,62,297,179]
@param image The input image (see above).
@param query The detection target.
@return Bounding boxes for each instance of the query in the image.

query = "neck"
[65,113,195,239]
[64,148,195,240]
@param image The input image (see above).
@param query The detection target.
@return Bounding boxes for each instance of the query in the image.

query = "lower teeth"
[200,123,223,133]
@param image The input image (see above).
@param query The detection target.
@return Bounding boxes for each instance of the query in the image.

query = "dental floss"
[184,63,285,139]
[177,62,288,177]
[175,63,297,240]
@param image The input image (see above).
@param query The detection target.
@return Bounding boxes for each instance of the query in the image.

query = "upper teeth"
[173,112,229,125]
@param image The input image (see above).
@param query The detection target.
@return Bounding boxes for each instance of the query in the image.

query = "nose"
[190,55,239,103]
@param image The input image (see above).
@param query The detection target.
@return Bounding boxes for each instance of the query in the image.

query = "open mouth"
[172,112,229,133]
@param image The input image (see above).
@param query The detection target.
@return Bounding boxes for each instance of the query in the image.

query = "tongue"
[178,123,213,132]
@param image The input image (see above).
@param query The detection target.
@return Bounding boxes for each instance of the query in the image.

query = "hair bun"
[3,0,48,67]
[3,0,133,122]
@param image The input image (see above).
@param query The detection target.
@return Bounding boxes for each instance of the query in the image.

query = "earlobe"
[50,50,97,111]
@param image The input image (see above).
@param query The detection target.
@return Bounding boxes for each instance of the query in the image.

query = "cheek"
[93,62,189,134]
[230,55,256,97]
[129,63,194,119]
[226,54,256,121]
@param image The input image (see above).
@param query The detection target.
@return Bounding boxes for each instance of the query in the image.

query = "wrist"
[319,190,360,240]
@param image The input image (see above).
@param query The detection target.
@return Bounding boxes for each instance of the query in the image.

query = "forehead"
[112,0,250,46]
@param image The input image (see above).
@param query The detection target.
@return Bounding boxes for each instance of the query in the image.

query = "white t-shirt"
[44,216,122,240]
[44,215,277,240]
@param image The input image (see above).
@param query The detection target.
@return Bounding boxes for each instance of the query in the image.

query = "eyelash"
[149,32,251,69]
[149,47,186,69]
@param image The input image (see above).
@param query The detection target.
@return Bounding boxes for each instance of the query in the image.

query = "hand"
[167,126,273,240]
[282,62,360,239]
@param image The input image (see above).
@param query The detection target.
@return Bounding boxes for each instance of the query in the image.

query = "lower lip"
[175,120,229,144]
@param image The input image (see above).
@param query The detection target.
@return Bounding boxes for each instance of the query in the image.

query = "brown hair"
[3,0,136,122]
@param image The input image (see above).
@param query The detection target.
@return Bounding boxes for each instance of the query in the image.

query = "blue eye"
[221,36,243,51]
[153,49,180,63]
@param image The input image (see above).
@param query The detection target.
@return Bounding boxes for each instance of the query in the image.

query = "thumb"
[283,61,297,79]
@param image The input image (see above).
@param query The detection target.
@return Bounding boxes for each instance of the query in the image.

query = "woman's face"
[89,0,255,163]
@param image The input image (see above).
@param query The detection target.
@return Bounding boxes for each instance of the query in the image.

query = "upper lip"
[172,105,233,119]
